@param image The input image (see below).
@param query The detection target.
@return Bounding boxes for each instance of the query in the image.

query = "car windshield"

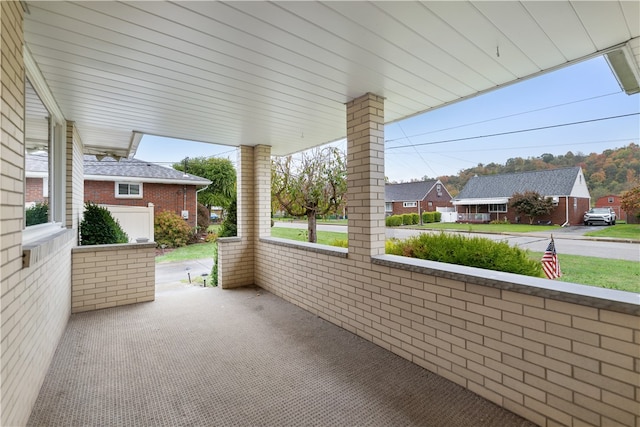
[589,208,610,213]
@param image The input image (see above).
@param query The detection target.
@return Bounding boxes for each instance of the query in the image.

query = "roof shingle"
[455,167,581,199]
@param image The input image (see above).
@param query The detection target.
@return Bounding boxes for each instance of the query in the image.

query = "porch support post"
[254,145,272,239]
[218,144,270,288]
[346,93,386,261]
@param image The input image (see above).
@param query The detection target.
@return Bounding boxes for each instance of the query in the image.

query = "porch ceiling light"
[606,42,640,95]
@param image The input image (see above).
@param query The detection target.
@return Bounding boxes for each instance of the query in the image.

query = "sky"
[135,56,639,182]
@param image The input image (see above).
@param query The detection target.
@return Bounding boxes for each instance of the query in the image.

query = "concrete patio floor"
[28,283,535,426]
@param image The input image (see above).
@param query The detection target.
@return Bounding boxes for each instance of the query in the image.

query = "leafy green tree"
[80,202,129,245]
[272,146,347,243]
[173,157,236,209]
[509,191,554,225]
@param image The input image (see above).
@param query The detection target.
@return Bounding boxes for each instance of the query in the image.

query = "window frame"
[488,203,507,213]
[115,182,143,199]
[385,202,392,212]
[403,201,417,208]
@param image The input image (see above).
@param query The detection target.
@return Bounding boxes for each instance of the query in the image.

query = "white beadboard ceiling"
[23,1,639,157]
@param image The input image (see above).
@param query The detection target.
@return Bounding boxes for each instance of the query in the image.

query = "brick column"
[219,144,271,288]
[237,145,255,240]
[254,145,272,239]
[346,93,386,261]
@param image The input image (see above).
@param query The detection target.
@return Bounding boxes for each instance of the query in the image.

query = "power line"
[385,113,640,150]
[385,91,623,145]
[384,138,637,155]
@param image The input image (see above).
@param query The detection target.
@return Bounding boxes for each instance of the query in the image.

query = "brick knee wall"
[254,238,640,427]
[71,243,156,313]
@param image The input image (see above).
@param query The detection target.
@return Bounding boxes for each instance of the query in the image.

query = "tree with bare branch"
[272,147,347,243]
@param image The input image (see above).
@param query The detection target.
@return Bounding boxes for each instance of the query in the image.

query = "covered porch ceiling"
[23,1,639,158]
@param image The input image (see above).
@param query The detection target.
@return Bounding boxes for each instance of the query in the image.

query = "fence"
[105,203,154,243]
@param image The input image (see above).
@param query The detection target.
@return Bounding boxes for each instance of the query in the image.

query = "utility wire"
[385,113,640,150]
[385,91,623,145]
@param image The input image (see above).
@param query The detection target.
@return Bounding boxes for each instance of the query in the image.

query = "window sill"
[22,224,74,268]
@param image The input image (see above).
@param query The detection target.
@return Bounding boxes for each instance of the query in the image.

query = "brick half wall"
[254,237,640,427]
[71,243,156,313]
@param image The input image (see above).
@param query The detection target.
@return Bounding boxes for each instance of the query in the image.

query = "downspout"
[561,195,570,227]
[195,185,208,231]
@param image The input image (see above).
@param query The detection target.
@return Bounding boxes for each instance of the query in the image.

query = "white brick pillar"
[346,93,386,261]
[219,144,271,288]
[254,145,272,239]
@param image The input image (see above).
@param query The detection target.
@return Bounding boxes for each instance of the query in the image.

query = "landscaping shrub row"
[385,211,442,226]
[385,232,544,277]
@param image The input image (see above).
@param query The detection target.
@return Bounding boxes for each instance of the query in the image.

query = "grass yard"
[528,251,639,293]
[270,226,347,246]
[411,222,559,233]
[156,242,216,263]
[584,223,640,240]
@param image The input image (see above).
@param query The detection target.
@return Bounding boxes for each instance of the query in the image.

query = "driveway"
[156,258,214,291]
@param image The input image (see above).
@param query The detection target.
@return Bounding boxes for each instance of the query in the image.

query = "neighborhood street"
[273,222,640,262]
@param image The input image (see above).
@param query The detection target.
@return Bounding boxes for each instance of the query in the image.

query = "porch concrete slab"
[28,285,534,426]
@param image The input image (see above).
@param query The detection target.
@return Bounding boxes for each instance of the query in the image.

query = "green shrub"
[411,213,419,224]
[196,203,210,232]
[211,242,218,287]
[80,202,129,245]
[26,202,48,226]
[154,210,192,248]
[386,215,403,226]
[402,214,413,225]
[422,212,435,223]
[219,200,237,237]
[329,238,348,248]
[434,211,441,222]
[385,232,543,277]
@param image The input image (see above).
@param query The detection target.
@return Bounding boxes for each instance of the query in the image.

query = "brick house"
[384,180,452,217]
[453,167,591,225]
[26,155,211,228]
[594,194,628,222]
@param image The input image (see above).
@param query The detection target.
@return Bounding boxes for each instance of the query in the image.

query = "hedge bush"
[154,210,192,248]
[26,202,48,226]
[401,214,413,225]
[434,211,442,222]
[219,199,237,237]
[385,215,403,226]
[385,232,544,277]
[80,202,129,245]
[196,203,210,232]
[411,213,419,224]
[422,212,435,223]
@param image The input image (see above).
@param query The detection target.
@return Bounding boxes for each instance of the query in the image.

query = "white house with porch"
[2,2,639,426]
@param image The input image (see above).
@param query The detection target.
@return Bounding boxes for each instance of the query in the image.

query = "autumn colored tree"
[620,184,640,221]
[272,147,347,243]
[509,191,554,225]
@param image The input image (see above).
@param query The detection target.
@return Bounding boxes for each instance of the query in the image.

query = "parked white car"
[583,208,616,226]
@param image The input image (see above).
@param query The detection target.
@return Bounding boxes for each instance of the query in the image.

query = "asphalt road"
[273,222,640,262]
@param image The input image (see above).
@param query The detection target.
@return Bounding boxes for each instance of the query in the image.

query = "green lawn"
[528,252,639,293]
[410,222,559,233]
[270,227,638,293]
[270,227,347,246]
[584,223,640,240]
[156,242,216,263]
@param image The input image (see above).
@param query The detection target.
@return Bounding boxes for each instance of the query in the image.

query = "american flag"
[541,238,561,279]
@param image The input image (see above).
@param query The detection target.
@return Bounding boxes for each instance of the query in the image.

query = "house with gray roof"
[26,154,211,229]
[385,179,452,217]
[452,167,591,225]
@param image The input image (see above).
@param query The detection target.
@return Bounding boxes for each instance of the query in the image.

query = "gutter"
[561,195,570,227]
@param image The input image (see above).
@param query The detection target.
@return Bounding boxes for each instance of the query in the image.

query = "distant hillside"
[432,143,639,201]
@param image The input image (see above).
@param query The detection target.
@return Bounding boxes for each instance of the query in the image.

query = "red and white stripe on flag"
[541,239,561,279]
